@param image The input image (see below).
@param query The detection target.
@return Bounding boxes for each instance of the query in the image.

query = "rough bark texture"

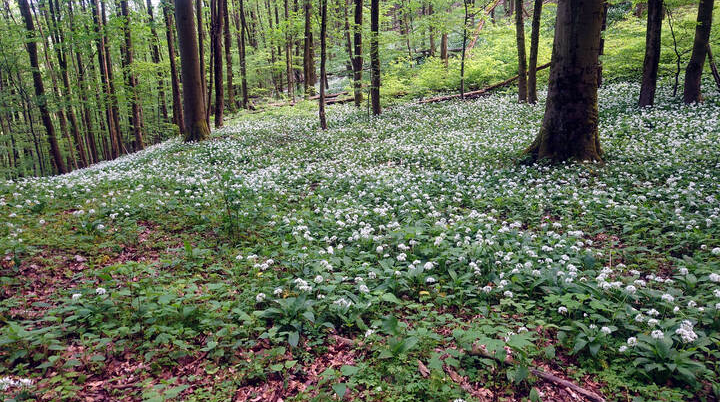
[176,0,211,142]
[515,0,527,102]
[639,0,663,107]
[163,0,185,133]
[18,0,67,174]
[527,0,542,104]
[319,0,328,129]
[353,0,363,106]
[370,0,380,115]
[683,0,714,103]
[524,0,604,163]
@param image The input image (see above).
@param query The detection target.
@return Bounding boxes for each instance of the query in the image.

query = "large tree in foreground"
[683,0,714,104]
[524,0,604,163]
[175,0,211,142]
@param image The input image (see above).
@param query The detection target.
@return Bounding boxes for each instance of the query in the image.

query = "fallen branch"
[418,62,551,104]
[469,343,606,402]
[465,0,503,56]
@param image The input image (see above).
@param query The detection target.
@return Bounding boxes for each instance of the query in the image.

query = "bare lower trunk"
[524,0,604,163]
[370,0,380,115]
[683,0,714,103]
[527,0,542,104]
[163,1,186,133]
[639,0,663,107]
[353,0,363,106]
[319,0,328,129]
[515,0,527,102]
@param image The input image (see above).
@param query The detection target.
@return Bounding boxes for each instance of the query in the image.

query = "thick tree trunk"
[370,0,380,115]
[196,0,209,124]
[211,0,224,127]
[353,0,363,106]
[120,0,145,150]
[176,0,211,141]
[683,0,714,103]
[515,0,527,102]
[319,0,328,129]
[18,0,66,174]
[524,0,604,163]
[639,0,663,107]
[597,2,608,87]
[163,0,186,133]
[527,0,542,104]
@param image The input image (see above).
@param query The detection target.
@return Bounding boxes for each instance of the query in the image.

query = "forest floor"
[1,82,720,401]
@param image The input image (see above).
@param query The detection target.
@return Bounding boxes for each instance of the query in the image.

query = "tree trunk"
[176,0,211,141]
[527,0,542,103]
[683,0,714,103]
[234,0,250,108]
[343,0,354,79]
[196,0,209,124]
[524,0,604,163]
[515,0,527,102]
[285,0,295,101]
[211,0,224,127]
[319,0,328,129]
[353,0,363,106]
[707,45,720,90]
[639,0,663,107]
[370,0,380,115]
[91,0,120,159]
[120,0,145,150]
[163,0,186,133]
[222,0,234,112]
[18,0,66,174]
[147,0,170,121]
[460,0,469,98]
[441,33,448,66]
[48,0,88,167]
[303,0,315,97]
[597,2,608,87]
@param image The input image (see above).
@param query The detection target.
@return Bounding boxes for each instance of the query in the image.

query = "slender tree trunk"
[48,0,88,167]
[353,0,363,106]
[303,0,314,97]
[120,0,145,150]
[234,0,250,108]
[441,33,448,66]
[708,45,720,90]
[176,0,211,141]
[70,0,99,164]
[285,0,295,101]
[515,0,527,102]
[319,0,328,129]
[222,0,234,112]
[91,0,120,159]
[428,3,435,56]
[18,0,66,174]
[211,0,224,127]
[370,0,380,114]
[147,0,169,121]
[343,0,354,79]
[527,0,542,104]
[163,0,186,133]
[639,0,663,107]
[460,0,469,98]
[683,0,714,103]
[524,0,604,163]
[196,0,209,124]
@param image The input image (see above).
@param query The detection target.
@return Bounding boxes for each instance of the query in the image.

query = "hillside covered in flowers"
[2,82,720,400]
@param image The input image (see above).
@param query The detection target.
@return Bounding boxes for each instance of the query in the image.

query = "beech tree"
[527,0,542,104]
[176,0,211,142]
[370,0,380,115]
[683,0,714,104]
[514,0,527,102]
[639,0,663,107]
[525,0,604,162]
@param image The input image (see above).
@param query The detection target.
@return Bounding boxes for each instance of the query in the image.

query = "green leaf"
[332,383,347,398]
[340,365,360,376]
[288,331,300,347]
[381,293,401,304]
[514,365,530,384]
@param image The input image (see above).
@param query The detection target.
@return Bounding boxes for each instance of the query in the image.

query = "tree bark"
[441,33,448,66]
[524,0,604,163]
[353,0,363,106]
[222,0,234,111]
[370,0,380,114]
[527,0,542,104]
[319,0,328,129]
[234,0,250,108]
[708,44,720,90]
[196,0,209,124]
[147,0,170,121]
[18,0,66,174]
[683,0,714,103]
[211,0,224,127]
[120,0,145,150]
[163,0,186,133]
[303,0,315,97]
[176,0,211,141]
[285,0,295,101]
[639,0,663,107]
[515,0,527,102]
